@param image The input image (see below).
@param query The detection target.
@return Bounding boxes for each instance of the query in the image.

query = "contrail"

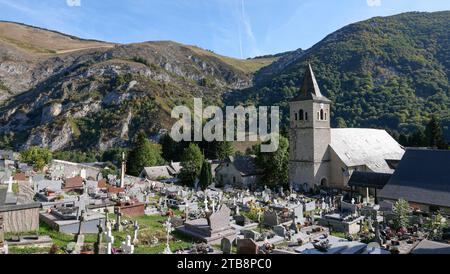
[238,0,244,58]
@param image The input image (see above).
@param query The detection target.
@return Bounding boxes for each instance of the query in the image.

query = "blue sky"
[0,0,449,58]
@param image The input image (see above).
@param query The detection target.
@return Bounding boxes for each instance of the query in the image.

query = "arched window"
[294,113,298,121]
[324,111,327,121]
[320,109,324,120]
[305,112,308,121]
[299,109,304,121]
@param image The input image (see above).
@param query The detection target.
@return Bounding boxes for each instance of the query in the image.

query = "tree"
[216,141,234,160]
[392,199,410,231]
[199,160,212,190]
[425,213,447,241]
[127,131,165,176]
[159,133,188,162]
[425,116,448,149]
[255,136,289,188]
[179,143,204,186]
[336,117,348,128]
[20,146,52,171]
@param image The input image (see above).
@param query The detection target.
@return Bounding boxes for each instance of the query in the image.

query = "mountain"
[0,21,277,151]
[1,11,450,153]
[226,11,450,140]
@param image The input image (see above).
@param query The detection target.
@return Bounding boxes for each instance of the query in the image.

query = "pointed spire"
[291,63,331,103]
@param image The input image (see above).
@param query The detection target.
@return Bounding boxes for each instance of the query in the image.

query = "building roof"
[64,176,84,189]
[379,149,450,208]
[232,155,262,176]
[291,64,331,103]
[411,239,450,254]
[142,166,173,180]
[348,171,391,189]
[13,172,27,181]
[330,128,405,173]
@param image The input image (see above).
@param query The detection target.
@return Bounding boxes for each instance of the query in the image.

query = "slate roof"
[330,128,405,173]
[379,149,450,208]
[411,239,450,254]
[291,64,331,103]
[232,155,262,176]
[348,171,391,189]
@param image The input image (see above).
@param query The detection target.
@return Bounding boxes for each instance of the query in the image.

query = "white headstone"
[104,225,115,254]
[121,235,134,254]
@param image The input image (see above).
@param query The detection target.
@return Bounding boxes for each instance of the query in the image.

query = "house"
[215,156,263,188]
[378,149,450,214]
[63,176,84,192]
[289,64,404,191]
[139,162,182,181]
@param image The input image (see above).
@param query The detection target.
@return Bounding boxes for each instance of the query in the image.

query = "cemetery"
[1,142,450,255]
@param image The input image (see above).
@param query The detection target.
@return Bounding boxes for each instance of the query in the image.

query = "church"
[289,64,405,191]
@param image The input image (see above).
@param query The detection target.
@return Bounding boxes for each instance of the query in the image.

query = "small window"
[299,109,304,121]
[305,112,308,120]
[320,109,324,120]
[324,112,327,121]
[295,113,298,121]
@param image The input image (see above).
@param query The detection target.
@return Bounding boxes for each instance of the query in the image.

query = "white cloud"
[367,0,382,7]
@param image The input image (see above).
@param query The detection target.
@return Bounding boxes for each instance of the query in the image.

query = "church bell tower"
[289,64,331,191]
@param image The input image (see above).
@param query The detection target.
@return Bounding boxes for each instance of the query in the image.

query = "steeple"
[292,63,331,103]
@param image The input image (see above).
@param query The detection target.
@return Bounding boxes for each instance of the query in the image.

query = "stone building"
[215,156,263,188]
[289,64,404,191]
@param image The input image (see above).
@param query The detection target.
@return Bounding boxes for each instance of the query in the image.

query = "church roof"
[330,128,405,173]
[348,171,391,189]
[291,64,331,103]
[378,149,450,208]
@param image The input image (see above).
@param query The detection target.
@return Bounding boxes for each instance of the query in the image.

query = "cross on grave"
[133,221,139,244]
[104,224,115,254]
[163,216,174,254]
[204,196,209,213]
[95,220,104,254]
[121,235,134,254]
[114,210,123,232]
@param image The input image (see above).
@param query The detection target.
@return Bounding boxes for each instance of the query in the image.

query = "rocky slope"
[0,21,276,151]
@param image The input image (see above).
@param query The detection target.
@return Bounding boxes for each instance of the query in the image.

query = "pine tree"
[425,116,448,149]
[216,141,234,160]
[127,131,165,176]
[199,160,212,190]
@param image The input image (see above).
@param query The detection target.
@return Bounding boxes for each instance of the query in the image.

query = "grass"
[186,45,276,73]
[330,231,347,239]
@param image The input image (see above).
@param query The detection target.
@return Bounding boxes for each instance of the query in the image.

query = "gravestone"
[104,225,115,254]
[305,201,316,212]
[221,238,232,254]
[236,238,258,254]
[242,230,260,240]
[263,210,279,227]
[209,205,231,231]
[273,225,286,237]
[121,235,134,254]
[234,215,250,226]
[341,201,357,215]
[293,205,304,224]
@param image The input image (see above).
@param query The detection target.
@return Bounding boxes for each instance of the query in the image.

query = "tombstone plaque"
[221,238,232,254]
[236,238,258,255]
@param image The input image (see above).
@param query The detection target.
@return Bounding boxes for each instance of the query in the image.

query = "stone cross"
[163,216,173,254]
[236,205,240,215]
[121,235,134,254]
[204,196,209,212]
[104,224,115,254]
[6,177,13,193]
[95,220,104,254]
[212,199,216,213]
[114,212,123,232]
[133,221,139,243]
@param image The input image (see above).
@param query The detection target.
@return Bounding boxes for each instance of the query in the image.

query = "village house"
[140,162,182,182]
[289,64,405,191]
[215,156,263,188]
